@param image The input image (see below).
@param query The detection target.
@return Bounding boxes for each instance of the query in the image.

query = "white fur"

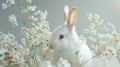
[49,5,92,66]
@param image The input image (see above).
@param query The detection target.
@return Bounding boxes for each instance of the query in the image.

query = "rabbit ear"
[67,7,77,29]
[64,5,69,22]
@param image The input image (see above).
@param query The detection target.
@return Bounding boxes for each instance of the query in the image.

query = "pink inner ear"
[67,8,77,28]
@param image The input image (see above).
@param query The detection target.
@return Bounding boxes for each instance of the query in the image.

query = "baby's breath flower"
[6,0,15,5]
[29,15,38,22]
[89,23,95,29]
[95,20,103,25]
[89,29,97,35]
[2,3,8,10]
[0,1,52,66]
[39,10,48,20]
[26,0,32,3]
[21,37,26,46]
[41,60,53,67]
[100,19,104,22]
[27,5,37,12]
[83,29,89,33]
[95,19,104,25]
[8,14,18,27]
[101,46,117,59]
[57,57,71,67]
[34,10,41,16]
[94,14,100,20]
[79,35,86,41]
[34,10,47,20]
[2,0,16,9]
[87,13,93,21]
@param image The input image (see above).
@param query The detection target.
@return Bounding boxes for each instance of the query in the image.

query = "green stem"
[96,33,100,56]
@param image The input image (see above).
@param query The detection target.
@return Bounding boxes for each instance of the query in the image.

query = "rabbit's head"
[49,5,80,51]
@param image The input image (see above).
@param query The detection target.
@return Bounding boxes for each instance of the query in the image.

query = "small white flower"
[100,19,104,22]
[29,15,38,22]
[101,46,117,60]
[2,3,8,9]
[26,0,32,3]
[79,35,86,41]
[89,23,95,29]
[89,29,97,35]
[41,60,53,67]
[87,13,93,21]
[57,57,71,67]
[2,0,15,9]
[21,37,26,46]
[94,14,100,20]
[27,5,37,12]
[40,11,48,20]
[83,29,89,33]
[95,20,103,25]
[8,14,18,27]
[6,0,15,4]
[34,10,41,16]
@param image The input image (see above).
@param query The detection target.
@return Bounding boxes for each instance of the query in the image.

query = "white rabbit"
[49,5,92,67]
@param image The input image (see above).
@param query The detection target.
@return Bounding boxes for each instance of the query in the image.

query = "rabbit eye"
[59,34,64,39]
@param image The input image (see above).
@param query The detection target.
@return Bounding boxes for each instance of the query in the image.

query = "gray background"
[0,0,120,40]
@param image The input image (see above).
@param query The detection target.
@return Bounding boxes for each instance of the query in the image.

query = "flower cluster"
[57,58,71,67]
[8,14,18,27]
[2,0,15,9]
[83,13,120,65]
[0,32,24,67]
[1,0,53,66]
[21,5,49,32]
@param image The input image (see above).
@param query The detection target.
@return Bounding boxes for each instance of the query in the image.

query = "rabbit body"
[49,5,92,66]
